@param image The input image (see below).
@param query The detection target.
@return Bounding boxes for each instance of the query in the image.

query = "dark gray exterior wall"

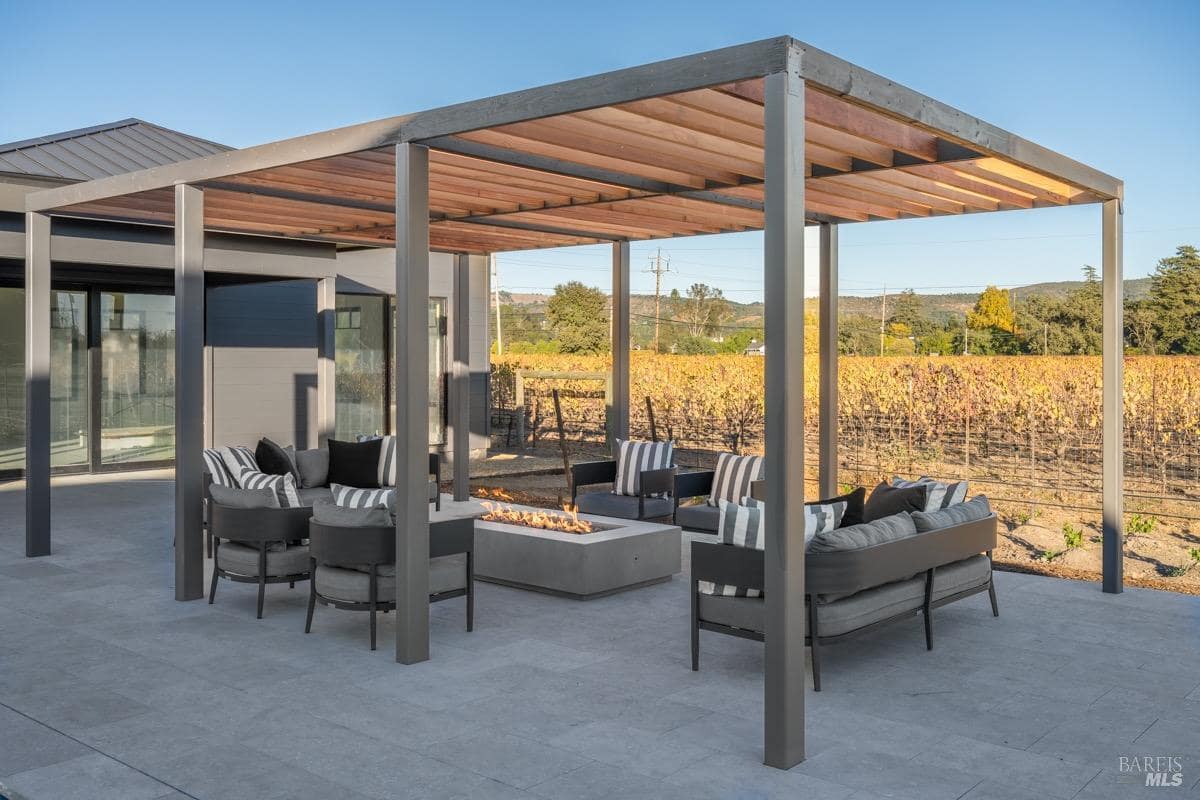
[206,279,319,450]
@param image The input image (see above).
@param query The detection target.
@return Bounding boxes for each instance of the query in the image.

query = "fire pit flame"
[480,501,596,534]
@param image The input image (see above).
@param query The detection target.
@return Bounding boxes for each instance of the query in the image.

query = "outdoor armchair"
[570,459,676,521]
[673,470,718,533]
[306,516,474,650]
[207,503,311,618]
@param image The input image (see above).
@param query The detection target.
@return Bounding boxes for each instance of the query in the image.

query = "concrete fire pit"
[473,505,681,599]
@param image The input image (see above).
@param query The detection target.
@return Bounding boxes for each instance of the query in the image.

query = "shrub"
[1062,523,1084,549]
[1128,514,1157,534]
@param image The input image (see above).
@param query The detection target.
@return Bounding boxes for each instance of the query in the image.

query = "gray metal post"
[316,276,337,447]
[818,223,838,500]
[610,240,631,448]
[762,54,806,769]
[1102,198,1124,593]
[174,184,205,601]
[452,253,471,502]
[395,142,431,663]
[24,212,51,557]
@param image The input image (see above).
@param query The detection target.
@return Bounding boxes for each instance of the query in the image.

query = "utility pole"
[491,254,503,356]
[645,247,672,352]
[1043,322,1049,354]
[879,284,887,356]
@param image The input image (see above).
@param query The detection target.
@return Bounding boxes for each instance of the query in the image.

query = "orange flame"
[480,501,595,534]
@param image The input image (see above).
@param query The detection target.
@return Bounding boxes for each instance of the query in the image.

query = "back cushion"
[912,495,992,532]
[327,438,382,489]
[295,448,330,489]
[312,500,392,528]
[332,483,394,511]
[863,481,928,522]
[807,512,918,553]
[707,453,765,507]
[209,484,280,509]
[613,439,673,496]
[892,476,969,512]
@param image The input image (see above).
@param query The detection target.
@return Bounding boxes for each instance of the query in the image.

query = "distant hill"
[501,277,1151,325]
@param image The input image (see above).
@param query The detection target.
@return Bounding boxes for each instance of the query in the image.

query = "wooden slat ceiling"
[56,79,1097,254]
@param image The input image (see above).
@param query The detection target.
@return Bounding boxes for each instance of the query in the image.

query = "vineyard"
[489,353,1200,590]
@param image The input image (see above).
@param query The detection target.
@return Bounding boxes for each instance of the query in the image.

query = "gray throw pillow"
[209,483,280,509]
[311,499,391,528]
[295,448,330,489]
[912,495,992,532]
[807,512,918,553]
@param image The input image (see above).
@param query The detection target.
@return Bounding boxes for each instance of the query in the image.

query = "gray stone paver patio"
[1,473,1199,800]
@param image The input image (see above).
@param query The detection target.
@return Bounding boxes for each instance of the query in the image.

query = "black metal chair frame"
[305,517,474,650]
[690,514,1000,690]
[570,459,677,520]
[207,503,312,618]
[672,469,716,530]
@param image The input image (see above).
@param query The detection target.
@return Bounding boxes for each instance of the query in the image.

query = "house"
[0,119,491,480]
[744,338,765,356]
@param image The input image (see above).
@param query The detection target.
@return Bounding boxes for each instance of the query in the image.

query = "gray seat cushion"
[311,501,391,527]
[209,484,279,509]
[298,487,334,507]
[675,503,719,533]
[698,594,764,634]
[314,553,466,603]
[912,495,991,532]
[815,575,925,637]
[217,542,310,577]
[575,491,673,520]
[931,555,991,600]
[807,512,918,553]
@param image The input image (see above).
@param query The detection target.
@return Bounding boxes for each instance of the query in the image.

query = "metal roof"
[0,119,230,182]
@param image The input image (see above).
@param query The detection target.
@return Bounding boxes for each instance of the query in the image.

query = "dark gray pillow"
[295,448,330,489]
[311,499,391,528]
[912,495,991,532]
[256,437,301,483]
[807,512,917,553]
[209,483,280,509]
[863,481,929,522]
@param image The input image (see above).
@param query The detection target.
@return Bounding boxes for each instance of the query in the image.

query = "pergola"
[22,36,1123,768]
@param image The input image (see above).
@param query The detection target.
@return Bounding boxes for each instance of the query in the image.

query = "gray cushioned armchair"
[570,459,676,520]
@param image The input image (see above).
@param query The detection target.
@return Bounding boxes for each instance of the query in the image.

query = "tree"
[674,334,719,355]
[1148,245,1200,354]
[967,286,1015,333]
[545,281,609,354]
[670,283,730,337]
[888,289,934,338]
[718,328,764,354]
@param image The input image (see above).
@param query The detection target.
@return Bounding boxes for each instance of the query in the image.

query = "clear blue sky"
[2,0,1196,299]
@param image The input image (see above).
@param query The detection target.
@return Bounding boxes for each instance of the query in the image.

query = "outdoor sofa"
[690,483,998,690]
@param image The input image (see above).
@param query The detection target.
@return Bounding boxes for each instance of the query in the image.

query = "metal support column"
[394,142,431,663]
[24,212,51,557]
[452,253,471,502]
[762,53,806,769]
[1102,198,1124,593]
[610,240,631,448]
[818,223,839,500]
[316,276,337,447]
[174,184,205,600]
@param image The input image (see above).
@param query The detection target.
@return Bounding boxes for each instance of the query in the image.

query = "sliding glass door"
[50,290,88,468]
[99,292,175,466]
[0,288,23,475]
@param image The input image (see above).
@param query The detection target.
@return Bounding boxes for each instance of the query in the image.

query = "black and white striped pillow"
[239,470,302,508]
[203,448,236,487]
[377,435,397,487]
[613,439,674,497]
[743,496,845,544]
[707,453,765,507]
[218,446,258,487]
[332,483,394,510]
[698,499,765,597]
[892,476,968,512]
